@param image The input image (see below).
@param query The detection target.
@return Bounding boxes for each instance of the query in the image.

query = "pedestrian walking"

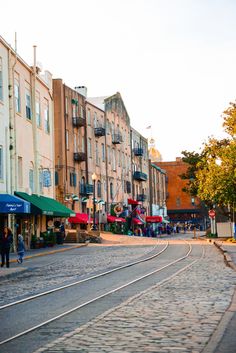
[0,227,13,268]
[17,234,25,264]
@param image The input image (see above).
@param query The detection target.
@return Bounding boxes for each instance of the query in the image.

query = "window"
[39,168,43,193]
[80,106,83,118]
[80,176,85,193]
[97,180,101,197]
[191,197,195,206]
[176,197,181,207]
[65,96,68,115]
[25,83,32,119]
[14,73,21,113]
[101,143,105,162]
[29,163,34,192]
[0,58,3,101]
[87,109,91,125]
[36,91,40,127]
[126,181,131,194]
[110,182,113,200]
[70,172,77,187]
[104,180,106,196]
[94,112,97,128]
[88,138,92,158]
[107,146,110,164]
[44,98,50,133]
[66,130,69,150]
[0,146,3,179]
[95,141,99,165]
[43,169,51,187]
[74,133,77,153]
[72,102,77,117]
[112,149,116,170]
[81,136,85,153]
[18,157,23,187]
[55,171,59,186]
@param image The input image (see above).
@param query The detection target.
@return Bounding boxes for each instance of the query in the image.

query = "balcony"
[74,152,86,162]
[133,171,148,181]
[72,116,86,128]
[133,148,144,156]
[112,133,122,144]
[94,127,106,137]
[137,194,147,202]
[80,184,94,195]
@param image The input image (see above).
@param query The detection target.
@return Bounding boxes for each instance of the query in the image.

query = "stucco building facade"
[131,127,149,214]
[149,162,167,217]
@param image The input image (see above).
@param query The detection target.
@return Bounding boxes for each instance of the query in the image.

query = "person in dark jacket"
[17,234,25,264]
[0,227,13,268]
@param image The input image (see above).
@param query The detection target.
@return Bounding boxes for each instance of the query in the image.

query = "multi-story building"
[85,98,106,216]
[149,162,167,218]
[156,158,205,226]
[53,80,87,212]
[88,93,132,213]
[0,37,74,247]
[0,37,10,195]
[130,127,149,214]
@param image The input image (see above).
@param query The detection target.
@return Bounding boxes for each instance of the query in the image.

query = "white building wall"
[0,40,10,193]
[9,52,54,198]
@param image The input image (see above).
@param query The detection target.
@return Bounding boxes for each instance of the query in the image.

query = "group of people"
[0,227,25,268]
[132,223,196,238]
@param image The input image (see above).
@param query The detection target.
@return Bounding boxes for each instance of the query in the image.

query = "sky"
[1,0,236,161]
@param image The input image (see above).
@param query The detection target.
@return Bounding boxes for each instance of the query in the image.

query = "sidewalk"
[0,243,88,278]
[203,240,236,353]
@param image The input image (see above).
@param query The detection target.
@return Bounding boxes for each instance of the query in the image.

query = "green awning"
[15,192,75,217]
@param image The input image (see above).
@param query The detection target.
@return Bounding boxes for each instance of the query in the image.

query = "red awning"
[128,198,141,205]
[68,213,92,224]
[107,215,126,223]
[146,216,162,223]
[132,217,143,225]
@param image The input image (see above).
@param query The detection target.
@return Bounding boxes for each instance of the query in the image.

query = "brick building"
[53,80,87,212]
[155,158,205,227]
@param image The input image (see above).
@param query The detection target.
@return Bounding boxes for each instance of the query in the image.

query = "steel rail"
[0,241,199,346]
[0,240,168,310]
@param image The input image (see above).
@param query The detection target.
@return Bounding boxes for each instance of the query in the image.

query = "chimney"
[75,86,87,98]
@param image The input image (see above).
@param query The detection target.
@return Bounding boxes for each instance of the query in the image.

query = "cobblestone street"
[33,243,236,353]
[0,241,158,306]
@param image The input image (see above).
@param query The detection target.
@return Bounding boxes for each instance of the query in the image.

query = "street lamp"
[91,173,97,231]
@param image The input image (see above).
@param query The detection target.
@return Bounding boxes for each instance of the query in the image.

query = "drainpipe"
[105,111,109,213]
[8,33,17,195]
[32,45,39,195]
[8,33,18,250]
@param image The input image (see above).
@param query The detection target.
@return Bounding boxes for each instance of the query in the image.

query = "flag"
[146,125,151,129]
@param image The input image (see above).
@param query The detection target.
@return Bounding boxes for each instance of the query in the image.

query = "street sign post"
[208,210,216,218]
[209,210,216,235]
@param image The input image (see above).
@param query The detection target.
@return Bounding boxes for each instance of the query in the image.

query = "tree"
[181,100,236,215]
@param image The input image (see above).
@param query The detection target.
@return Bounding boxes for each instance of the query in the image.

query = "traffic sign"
[208,209,216,218]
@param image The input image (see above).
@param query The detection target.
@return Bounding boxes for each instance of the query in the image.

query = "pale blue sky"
[1,0,236,160]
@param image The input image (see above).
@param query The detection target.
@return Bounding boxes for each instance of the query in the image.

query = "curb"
[202,288,236,353]
[9,242,89,264]
[213,241,236,272]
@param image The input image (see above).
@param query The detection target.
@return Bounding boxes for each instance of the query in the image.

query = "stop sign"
[208,210,216,218]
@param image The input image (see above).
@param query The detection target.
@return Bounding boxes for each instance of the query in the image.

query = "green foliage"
[180,100,236,215]
[179,150,202,197]
[222,101,236,138]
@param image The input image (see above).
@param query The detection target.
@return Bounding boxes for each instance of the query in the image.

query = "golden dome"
[148,138,162,162]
